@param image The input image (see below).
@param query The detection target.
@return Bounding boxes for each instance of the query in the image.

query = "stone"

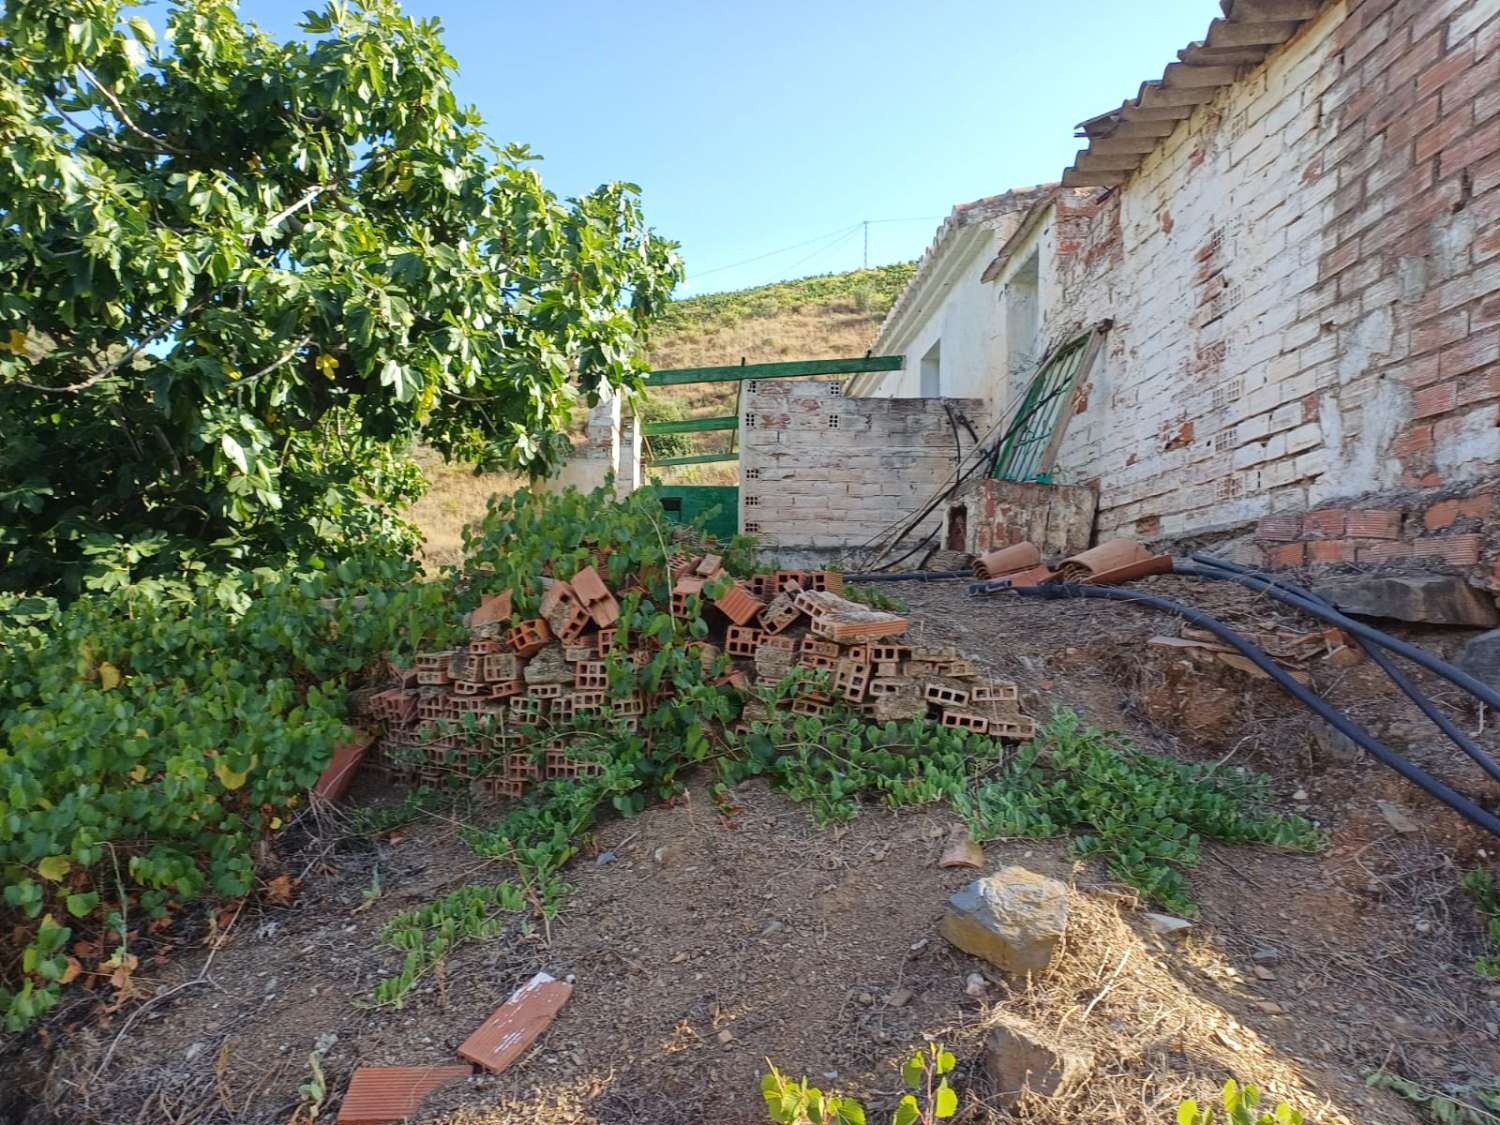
[1313,576,1498,628]
[940,866,1068,974]
[1141,912,1192,940]
[1376,800,1419,835]
[1311,724,1362,764]
[982,1011,1093,1109]
[964,972,990,998]
[884,986,913,1008]
[1458,629,1500,693]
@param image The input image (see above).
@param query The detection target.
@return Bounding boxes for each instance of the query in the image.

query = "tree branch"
[8,298,208,394]
[77,65,188,156]
[235,336,312,389]
[260,184,332,235]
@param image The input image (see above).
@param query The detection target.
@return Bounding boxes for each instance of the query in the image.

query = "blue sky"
[214,1,1212,295]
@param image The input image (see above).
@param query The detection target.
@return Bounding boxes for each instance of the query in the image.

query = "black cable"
[976,581,1500,840]
[864,532,938,575]
[1172,562,1500,713]
[1189,556,1500,783]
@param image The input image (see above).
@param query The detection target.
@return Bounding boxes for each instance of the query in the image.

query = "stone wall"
[737,379,987,549]
[1030,0,1500,586]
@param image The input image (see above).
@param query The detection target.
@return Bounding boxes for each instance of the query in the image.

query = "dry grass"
[404,446,520,569]
[950,893,1365,1124]
[411,265,914,542]
[642,266,912,486]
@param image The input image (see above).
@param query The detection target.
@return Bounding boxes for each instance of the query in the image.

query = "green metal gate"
[655,484,739,543]
[641,355,904,540]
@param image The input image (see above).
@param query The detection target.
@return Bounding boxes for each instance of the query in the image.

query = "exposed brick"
[1308,539,1359,563]
[1459,492,1496,518]
[1265,542,1306,568]
[1416,45,1476,100]
[1458,368,1500,404]
[1391,419,1434,459]
[1440,116,1500,179]
[1346,509,1404,539]
[1424,498,1462,528]
[1416,104,1476,162]
[1256,513,1304,542]
[1388,28,1445,91]
[1439,327,1500,376]
[1410,310,1470,355]
[1359,540,1413,563]
[1303,509,1348,538]
[1412,379,1460,417]
[1411,533,1483,565]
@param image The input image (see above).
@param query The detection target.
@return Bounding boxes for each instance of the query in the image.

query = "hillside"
[409,264,917,557]
[642,263,916,479]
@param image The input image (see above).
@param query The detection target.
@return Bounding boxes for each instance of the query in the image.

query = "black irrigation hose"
[1189,556,1500,784]
[843,569,972,583]
[1172,561,1500,714]
[978,581,1500,840]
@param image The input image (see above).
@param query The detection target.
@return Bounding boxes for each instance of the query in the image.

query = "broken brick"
[335,1065,473,1125]
[758,590,802,634]
[458,972,574,1074]
[570,565,621,627]
[671,575,705,617]
[467,590,513,632]
[313,730,375,802]
[508,619,551,657]
[715,582,765,626]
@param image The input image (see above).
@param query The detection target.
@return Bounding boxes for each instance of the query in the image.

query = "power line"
[784,225,861,274]
[690,223,861,279]
[688,215,946,280]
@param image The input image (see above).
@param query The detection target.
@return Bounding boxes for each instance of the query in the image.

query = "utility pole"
[862,220,869,269]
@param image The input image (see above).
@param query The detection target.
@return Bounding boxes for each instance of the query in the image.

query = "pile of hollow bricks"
[728,570,1037,741]
[355,557,1037,799]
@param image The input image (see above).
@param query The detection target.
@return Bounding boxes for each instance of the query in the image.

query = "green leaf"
[936,1049,956,1075]
[901,1052,925,1089]
[66,891,100,918]
[37,856,71,882]
[1178,1101,1201,1125]
[893,1095,920,1125]
[934,1081,958,1118]
[220,434,248,474]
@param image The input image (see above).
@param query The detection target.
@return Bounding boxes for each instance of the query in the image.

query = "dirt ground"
[10,575,1500,1124]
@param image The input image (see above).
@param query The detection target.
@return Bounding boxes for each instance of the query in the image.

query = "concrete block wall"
[737,379,987,549]
[1030,0,1500,586]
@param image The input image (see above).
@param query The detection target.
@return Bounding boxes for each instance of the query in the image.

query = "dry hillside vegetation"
[409,264,915,542]
[642,265,915,483]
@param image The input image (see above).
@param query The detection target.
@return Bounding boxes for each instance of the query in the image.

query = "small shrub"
[762,1043,958,1125]
[841,584,907,613]
[1461,868,1500,978]
[1178,1079,1314,1125]
[1367,1069,1500,1124]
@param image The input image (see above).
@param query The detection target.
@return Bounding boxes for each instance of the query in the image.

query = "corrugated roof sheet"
[1061,0,1328,189]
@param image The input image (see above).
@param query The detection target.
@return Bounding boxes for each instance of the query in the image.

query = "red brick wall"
[1255,479,1499,587]
[1323,0,1500,493]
